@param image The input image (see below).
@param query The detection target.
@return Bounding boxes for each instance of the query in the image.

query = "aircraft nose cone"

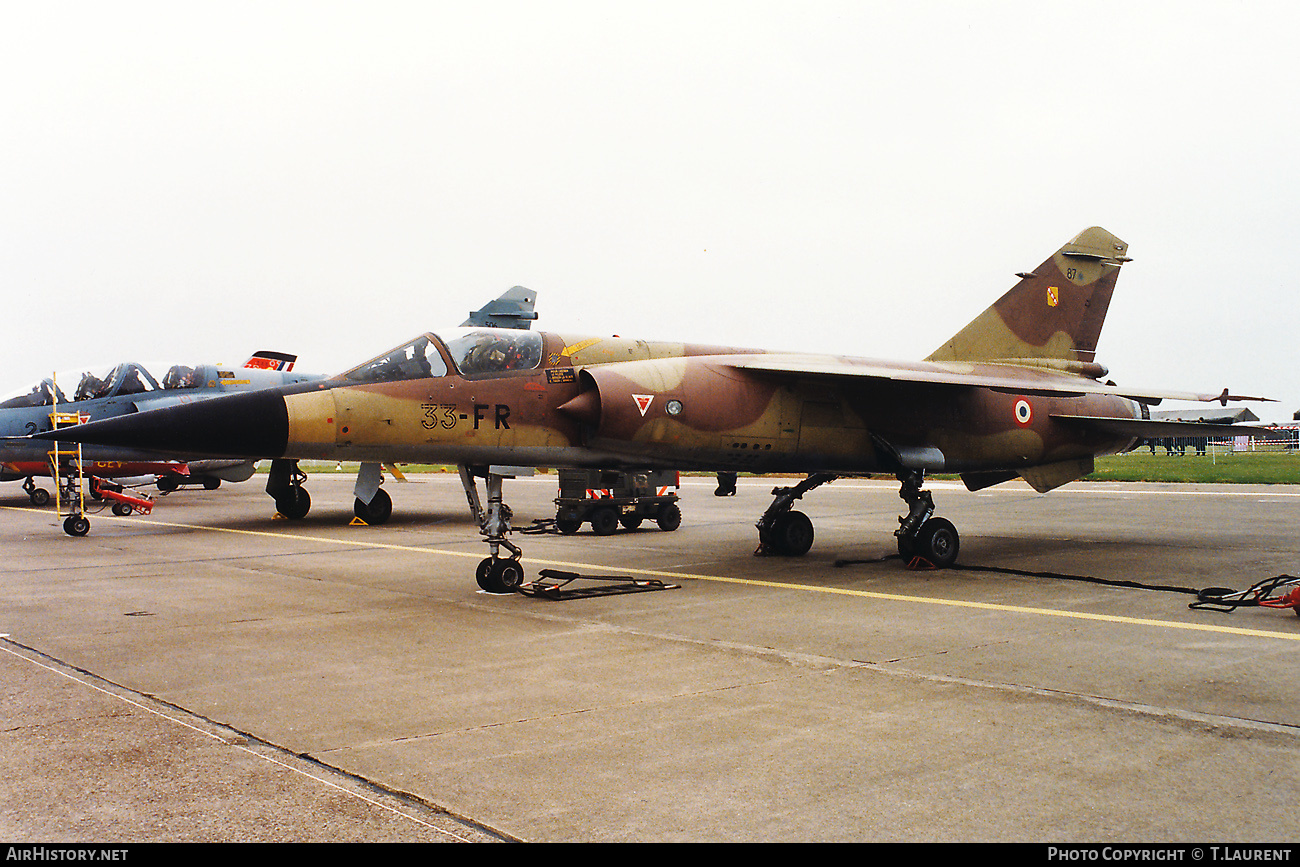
[34,389,290,459]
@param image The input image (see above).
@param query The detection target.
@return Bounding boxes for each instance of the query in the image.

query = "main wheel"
[913,517,959,568]
[63,515,90,537]
[590,506,619,536]
[354,488,393,524]
[769,510,814,556]
[276,486,311,520]
[203,477,221,490]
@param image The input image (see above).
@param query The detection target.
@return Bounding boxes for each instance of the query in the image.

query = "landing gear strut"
[894,471,959,567]
[267,459,311,519]
[22,476,50,507]
[465,465,532,594]
[755,472,837,556]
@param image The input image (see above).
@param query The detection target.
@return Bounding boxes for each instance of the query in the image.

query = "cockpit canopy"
[444,328,543,375]
[340,329,544,384]
[0,361,210,409]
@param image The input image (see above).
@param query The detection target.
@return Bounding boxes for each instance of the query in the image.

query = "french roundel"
[1014,399,1033,426]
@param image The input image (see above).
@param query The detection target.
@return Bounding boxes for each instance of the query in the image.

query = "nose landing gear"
[469,466,531,594]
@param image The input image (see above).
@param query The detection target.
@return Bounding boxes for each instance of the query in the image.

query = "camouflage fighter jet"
[41,228,1268,590]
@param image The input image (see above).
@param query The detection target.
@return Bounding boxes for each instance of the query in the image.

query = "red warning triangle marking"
[633,394,654,416]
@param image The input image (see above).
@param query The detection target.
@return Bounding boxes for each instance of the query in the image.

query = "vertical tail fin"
[926,227,1130,367]
[244,351,297,371]
[462,286,539,330]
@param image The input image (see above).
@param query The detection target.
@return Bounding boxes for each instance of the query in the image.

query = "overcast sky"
[2,1,1296,421]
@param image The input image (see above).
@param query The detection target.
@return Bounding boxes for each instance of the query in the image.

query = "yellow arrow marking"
[560,338,602,357]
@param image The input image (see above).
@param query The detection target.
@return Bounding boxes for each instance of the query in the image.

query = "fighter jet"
[42,228,1268,591]
[1,351,322,505]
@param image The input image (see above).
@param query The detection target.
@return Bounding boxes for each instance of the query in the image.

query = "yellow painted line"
[8,504,1296,643]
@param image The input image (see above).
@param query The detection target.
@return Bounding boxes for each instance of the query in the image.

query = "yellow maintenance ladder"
[47,407,91,537]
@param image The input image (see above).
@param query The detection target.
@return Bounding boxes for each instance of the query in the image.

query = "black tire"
[914,517,959,568]
[476,557,524,593]
[619,515,644,530]
[157,476,179,493]
[475,558,495,591]
[63,515,90,537]
[276,487,311,520]
[770,510,814,556]
[112,502,132,516]
[656,502,682,532]
[897,532,916,560]
[30,488,50,507]
[354,488,393,525]
[203,477,221,490]
[494,559,524,592]
[556,516,582,535]
[590,506,619,536]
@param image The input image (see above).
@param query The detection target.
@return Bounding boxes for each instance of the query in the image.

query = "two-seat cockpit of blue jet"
[4,287,544,514]
[1,351,323,505]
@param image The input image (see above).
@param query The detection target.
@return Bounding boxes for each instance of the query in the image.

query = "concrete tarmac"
[2,472,1298,842]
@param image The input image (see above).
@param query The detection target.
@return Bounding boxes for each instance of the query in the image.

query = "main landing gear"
[755,472,837,556]
[893,471,959,568]
[266,459,311,519]
[266,460,394,524]
[22,476,51,507]
[754,470,960,567]
[352,461,392,525]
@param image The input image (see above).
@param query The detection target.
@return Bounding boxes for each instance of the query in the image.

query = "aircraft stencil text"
[422,403,512,430]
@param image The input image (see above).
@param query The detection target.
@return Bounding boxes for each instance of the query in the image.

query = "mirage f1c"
[42,228,1269,591]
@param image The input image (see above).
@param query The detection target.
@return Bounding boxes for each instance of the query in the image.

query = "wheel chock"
[518,569,681,600]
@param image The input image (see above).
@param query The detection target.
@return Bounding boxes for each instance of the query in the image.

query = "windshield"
[341,334,449,384]
[442,328,543,376]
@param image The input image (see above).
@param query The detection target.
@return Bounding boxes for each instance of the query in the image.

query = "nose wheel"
[476,555,525,593]
[470,466,533,593]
